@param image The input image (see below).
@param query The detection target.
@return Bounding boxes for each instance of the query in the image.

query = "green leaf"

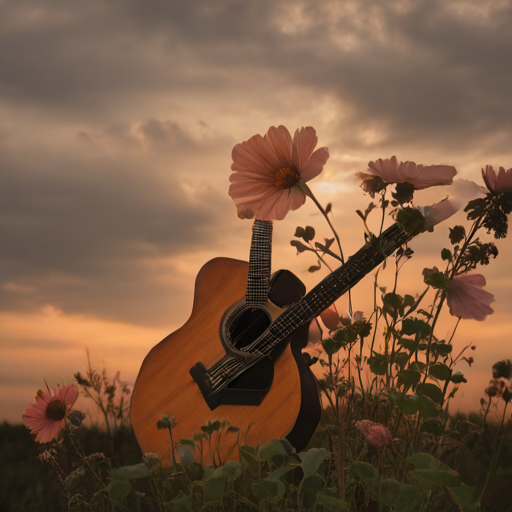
[441,248,452,261]
[322,337,343,356]
[368,354,388,375]
[409,361,426,371]
[253,480,279,500]
[111,463,149,480]
[393,352,410,370]
[259,438,287,461]
[398,337,419,351]
[316,494,350,511]
[423,270,449,289]
[108,480,132,502]
[409,469,461,491]
[199,466,215,482]
[448,483,480,512]
[290,240,310,254]
[392,182,415,204]
[168,491,191,510]
[299,448,326,477]
[429,363,451,381]
[416,382,444,404]
[220,460,242,482]
[432,342,453,355]
[301,474,324,495]
[449,225,466,245]
[294,226,306,238]
[350,461,378,479]
[382,292,403,318]
[279,438,294,455]
[397,370,421,388]
[380,479,421,512]
[267,465,296,480]
[304,226,315,242]
[396,206,426,235]
[204,476,226,501]
[406,452,440,470]
[417,395,440,417]
[402,318,431,337]
[239,445,260,469]
[451,372,467,383]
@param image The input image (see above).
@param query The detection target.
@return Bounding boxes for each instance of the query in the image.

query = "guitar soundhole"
[229,308,271,350]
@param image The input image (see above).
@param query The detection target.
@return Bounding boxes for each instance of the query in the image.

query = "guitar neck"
[256,222,412,355]
[246,220,273,307]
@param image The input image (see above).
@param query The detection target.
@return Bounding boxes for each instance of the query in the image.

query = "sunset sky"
[1,0,512,424]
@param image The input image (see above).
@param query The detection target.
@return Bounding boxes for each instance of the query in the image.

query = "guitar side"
[131,257,315,465]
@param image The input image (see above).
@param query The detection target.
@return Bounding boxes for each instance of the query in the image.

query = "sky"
[1,0,512,424]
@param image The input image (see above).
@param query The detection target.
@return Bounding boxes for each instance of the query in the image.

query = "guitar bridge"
[189,357,274,411]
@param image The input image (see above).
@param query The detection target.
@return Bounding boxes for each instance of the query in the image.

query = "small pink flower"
[320,307,340,331]
[357,156,456,196]
[340,310,365,325]
[229,126,329,220]
[355,420,393,448]
[22,382,78,443]
[446,273,494,321]
[482,165,512,195]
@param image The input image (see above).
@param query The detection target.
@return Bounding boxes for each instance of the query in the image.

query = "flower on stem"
[357,156,456,197]
[340,310,365,326]
[229,126,329,220]
[22,382,79,443]
[482,165,512,195]
[446,273,494,321]
[355,420,393,448]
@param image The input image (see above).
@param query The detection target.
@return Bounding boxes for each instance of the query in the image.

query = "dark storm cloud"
[0,124,235,324]
[1,0,511,152]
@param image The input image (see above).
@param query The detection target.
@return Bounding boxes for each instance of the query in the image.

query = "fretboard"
[246,220,273,307]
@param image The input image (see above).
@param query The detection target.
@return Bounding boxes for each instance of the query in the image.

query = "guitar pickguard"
[189,269,306,410]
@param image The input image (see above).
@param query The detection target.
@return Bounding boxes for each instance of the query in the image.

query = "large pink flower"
[482,165,512,195]
[447,273,494,321]
[357,156,456,196]
[229,126,329,221]
[22,383,78,443]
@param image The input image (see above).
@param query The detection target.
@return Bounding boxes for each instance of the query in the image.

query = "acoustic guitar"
[131,215,426,465]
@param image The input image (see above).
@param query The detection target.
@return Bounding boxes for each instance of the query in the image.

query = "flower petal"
[447,273,494,321]
[300,147,329,182]
[291,126,318,170]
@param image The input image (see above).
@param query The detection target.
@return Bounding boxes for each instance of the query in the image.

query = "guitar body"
[131,257,321,465]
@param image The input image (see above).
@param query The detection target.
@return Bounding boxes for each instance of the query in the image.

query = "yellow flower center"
[274,166,300,189]
[46,399,66,421]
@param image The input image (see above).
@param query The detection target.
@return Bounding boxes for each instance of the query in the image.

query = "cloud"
[0,123,238,325]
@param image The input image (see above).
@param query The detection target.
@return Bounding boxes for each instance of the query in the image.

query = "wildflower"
[417,197,458,230]
[446,273,494,321]
[340,310,365,326]
[357,156,456,197]
[229,126,329,220]
[482,165,512,195]
[22,382,78,443]
[463,356,474,367]
[355,420,393,448]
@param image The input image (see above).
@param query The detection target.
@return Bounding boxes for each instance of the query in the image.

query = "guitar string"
[209,222,410,391]
[209,223,408,387]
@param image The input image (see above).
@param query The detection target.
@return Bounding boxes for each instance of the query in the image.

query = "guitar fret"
[246,220,273,307]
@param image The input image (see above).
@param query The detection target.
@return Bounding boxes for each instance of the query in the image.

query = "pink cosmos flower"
[340,310,365,326]
[229,126,329,221]
[357,156,456,196]
[482,165,512,195]
[446,273,494,321]
[355,420,393,448]
[22,382,78,443]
